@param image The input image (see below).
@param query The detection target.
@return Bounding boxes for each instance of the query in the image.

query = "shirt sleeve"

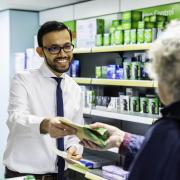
[119,133,144,170]
[64,88,84,156]
[7,74,44,135]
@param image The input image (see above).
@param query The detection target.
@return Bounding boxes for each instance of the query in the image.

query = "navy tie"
[52,77,65,179]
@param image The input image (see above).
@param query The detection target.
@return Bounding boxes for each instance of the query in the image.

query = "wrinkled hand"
[80,122,125,151]
[40,117,77,138]
[66,146,82,162]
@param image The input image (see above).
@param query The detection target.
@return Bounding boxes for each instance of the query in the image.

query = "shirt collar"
[39,62,65,79]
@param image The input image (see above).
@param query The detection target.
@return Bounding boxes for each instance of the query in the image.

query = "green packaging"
[120,95,130,111]
[123,61,132,79]
[97,19,105,34]
[130,96,140,112]
[137,29,145,43]
[95,66,102,78]
[148,97,159,115]
[144,29,157,43]
[103,33,111,46]
[114,30,124,45]
[156,22,166,29]
[96,34,103,46]
[130,29,137,44]
[149,15,167,22]
[145,22,155,29]
[122,21,138,30]
[131,62,140,80]
[124,30,131,44]
[140,97,149,113]
[101,66,107,78]
[138,21,145,29]
[112,19,121,27]
[109,26,116,45]
[144,16,150,22]
[122,11,142,21]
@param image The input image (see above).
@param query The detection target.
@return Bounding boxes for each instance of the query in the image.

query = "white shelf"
[84,108,158,125]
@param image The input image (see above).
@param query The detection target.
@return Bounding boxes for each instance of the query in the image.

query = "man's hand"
[67,146,81,161]
[40,117,76,138]
[80,122,125,150]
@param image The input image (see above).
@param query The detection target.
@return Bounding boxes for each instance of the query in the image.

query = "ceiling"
[0,0,92,11]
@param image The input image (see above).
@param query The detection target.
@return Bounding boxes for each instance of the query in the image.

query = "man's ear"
[36,47,44,58]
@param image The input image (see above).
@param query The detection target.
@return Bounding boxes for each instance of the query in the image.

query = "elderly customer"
[81,20,180,180]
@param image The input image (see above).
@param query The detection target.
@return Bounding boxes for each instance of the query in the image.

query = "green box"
[130,29,137,44]
[144,16,150,22]
[138,21,145,29]
[112,19,121,27]
[122,21,138,30]
[149,15,167,22]
[122,11,142,21]
[145,22,155,29]
[140,97,149,113]
[148,97,159,115]
[124,30,131,44]
[109,26,116,33]
[96,34,103,46]
[123,61,132,79]
[95,66,102,78]
[144,29,157,43]
[137,29,145,43]
[101,66,107,78]
[114,30,124,45]
[156,22,166,29]
[130,96,140,112]
[103,33,111,46]
[97,19,105,34]
[131,62,140,79]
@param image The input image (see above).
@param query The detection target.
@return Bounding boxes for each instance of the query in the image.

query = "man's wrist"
[40,119,50,134]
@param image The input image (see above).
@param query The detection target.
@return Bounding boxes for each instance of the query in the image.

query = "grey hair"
[147,20,180,101]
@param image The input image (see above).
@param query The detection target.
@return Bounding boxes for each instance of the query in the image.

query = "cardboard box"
[137,29,145,43]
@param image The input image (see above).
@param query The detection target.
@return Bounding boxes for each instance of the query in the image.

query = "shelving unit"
[73,77,157,88]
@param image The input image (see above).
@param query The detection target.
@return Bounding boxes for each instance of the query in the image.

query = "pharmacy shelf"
[73,77,155,87]
[91,43,152,53]
[73,47,91,54]
[92,79,154,87]
[88,109,158,125]
[73,77,92,84]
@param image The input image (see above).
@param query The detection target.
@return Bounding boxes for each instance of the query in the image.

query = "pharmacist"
[81,20,180,180]
[3,21,84,180]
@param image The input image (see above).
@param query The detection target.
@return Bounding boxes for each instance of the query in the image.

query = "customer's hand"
[40,117,76,138]
[67,146,82,161]
[80,122,125,150]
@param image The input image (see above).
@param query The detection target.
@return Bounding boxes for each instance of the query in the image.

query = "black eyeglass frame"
[42,43,74,54]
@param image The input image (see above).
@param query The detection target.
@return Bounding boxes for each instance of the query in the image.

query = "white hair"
[147,20,180,101]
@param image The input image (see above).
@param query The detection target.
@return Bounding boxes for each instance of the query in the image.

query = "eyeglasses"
[43,43,74,54]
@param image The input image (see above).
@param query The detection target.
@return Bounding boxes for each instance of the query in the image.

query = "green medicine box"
[95,66,102,78]
[96,34,103,46]
[137,29,145,43]
[122,21,139,30]
[149,97,159,115]
[122,11,142,21]
[156,22,166,29]
[114,30,124,45]
[96,19,105,34]
[144,16,150,22]
[140,97,149,113]
[124,30,131,44]
[103,33,111,46]
[138,21,145,29]
[130,96,140,112]
[130,29,137,44]
[145,22,156,29]
[144,29,157,43]
[112,19,121,27]
[101,66,107,78]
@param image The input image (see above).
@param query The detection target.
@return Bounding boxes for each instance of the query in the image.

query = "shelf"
[73,77,92,84]
[88,109,158,125]
[91,44,152,53]
[92,79,154,87]
[73,47,91,54]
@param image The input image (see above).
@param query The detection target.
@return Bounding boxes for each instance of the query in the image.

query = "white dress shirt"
[3,62,84,174]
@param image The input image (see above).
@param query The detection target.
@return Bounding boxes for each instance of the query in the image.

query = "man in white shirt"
[3,21,84,180]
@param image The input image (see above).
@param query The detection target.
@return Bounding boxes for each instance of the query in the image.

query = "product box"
[101,66,107,78]
[114,30,124,45]
[115,65,124,79]
[131,62,140,80]
[95,66,102,78]
[102,96,111,107]
[130,96,140,112]
[138,21,145,29]
[86,90,96,107]
[123,61,132,79]
[96,34,103,46]
[107,65,116,79]
[130,29,137,44]
[76,19,104,48]
[145,22,156,29]
[156,22,166,29]
[71,60,80,77]
[103,33,111,46]
[120,95,130,111]
[149,15,167,22]
[144,16,150,22]
[124,30,131,44]
[137,29,145,43]
[149,97,159,115]
[121,11,142,21]
[122,21,138,30]
[96,96,102,106]
[144,29,157,43]
[108,97,118,111]
[112,19,121,27]
[140,97,149,113]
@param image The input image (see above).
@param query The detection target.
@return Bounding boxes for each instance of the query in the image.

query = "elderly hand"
[40,117,77,138]
[80,122,125,151]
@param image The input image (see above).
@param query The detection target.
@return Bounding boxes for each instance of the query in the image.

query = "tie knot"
[51,77,62,85]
